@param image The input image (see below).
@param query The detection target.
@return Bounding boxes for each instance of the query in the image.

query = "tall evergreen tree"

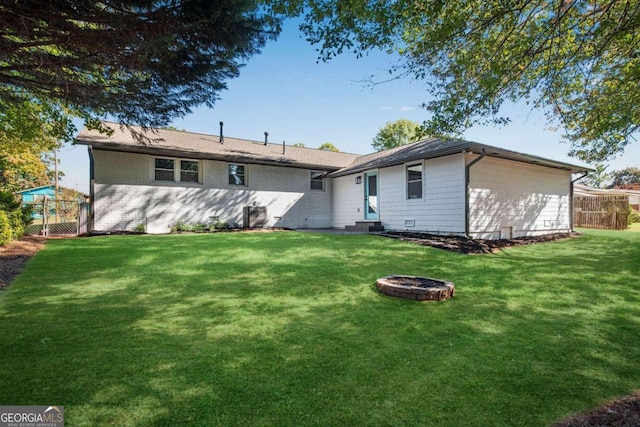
[1,1,280,133]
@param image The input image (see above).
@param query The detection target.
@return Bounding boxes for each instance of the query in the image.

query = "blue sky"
[59,20,639,193]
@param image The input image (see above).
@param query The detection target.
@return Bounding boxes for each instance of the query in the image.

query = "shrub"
[0,191,33,244]
[134,223,146,233]
[20,205,34,227]
[191,222,208,232]
[629,208,640,225]
[170,221,191,232]
[213,221,230,231]
[0,191,20,211]
[8,211,25,239]
[0,210,12,245]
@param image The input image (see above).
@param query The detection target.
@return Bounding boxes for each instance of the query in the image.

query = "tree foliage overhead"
[1,0,279,129]
[275,0,640,163]
[0,97,64,192]
[317,142,340,152]
[578,163,610,188]
[0,97,71,148]
[372,119,421,151]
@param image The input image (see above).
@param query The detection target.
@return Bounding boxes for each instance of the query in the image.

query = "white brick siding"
[92,149,332,233]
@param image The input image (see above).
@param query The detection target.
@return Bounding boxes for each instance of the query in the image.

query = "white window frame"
[154,157,201,184]
[406,163,423,200]
[154,158,175,182]
[310,171,325,191]
[180,160,200,183]
[228,163,247,186]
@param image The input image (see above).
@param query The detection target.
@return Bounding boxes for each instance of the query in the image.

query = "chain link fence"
[23,197,89,236]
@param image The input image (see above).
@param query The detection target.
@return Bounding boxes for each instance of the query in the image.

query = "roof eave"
[469,142,594,173]
[329,143,475,177]
[75,139,344,172]
[329,142,594,177]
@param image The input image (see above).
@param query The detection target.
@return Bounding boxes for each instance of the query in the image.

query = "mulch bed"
[0,236,46,291]
[552,392,640,427]
[380,231,580,254]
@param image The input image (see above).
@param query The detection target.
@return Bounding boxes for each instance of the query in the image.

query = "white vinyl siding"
[378,154,466,234]
[406,163,423,199]
[331,175,365,228]
[331,154,465,234]
[468,155,571,239]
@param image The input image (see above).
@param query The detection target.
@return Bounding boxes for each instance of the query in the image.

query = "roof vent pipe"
[264,132,268,146]
[219,121,224,144]
[282,140,285,155]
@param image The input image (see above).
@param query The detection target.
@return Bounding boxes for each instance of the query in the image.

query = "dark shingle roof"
[330,138,593,176]
[75,122,592,175]
[75,122,359,171]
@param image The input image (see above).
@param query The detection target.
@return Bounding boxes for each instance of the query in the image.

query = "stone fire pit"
[375,275,455,301]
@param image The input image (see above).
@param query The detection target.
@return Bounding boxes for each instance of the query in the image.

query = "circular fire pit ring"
[376,275,455,301]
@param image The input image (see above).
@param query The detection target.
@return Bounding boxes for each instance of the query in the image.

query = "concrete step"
[345,221,385,232]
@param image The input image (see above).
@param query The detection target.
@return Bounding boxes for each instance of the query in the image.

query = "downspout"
[570,171,589,232]
[88,145,95,231]
[465,149,486,238]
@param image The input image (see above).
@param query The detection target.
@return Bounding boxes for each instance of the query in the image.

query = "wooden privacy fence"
[573,195,629,230]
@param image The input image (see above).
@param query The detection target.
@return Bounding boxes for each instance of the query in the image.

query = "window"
[180,160,199,183]
[229,164,246,185]
[407,163,423,199]
[155,158,174,181]
[156,158,200,183]
[310,171,324,190]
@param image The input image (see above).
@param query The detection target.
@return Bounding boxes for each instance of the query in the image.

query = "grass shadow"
[0,230,638,426]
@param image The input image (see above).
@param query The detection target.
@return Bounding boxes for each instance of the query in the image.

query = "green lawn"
[628,222,640,232]
[1,230,639,426]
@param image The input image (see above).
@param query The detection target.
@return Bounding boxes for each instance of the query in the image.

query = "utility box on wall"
[243,206,267,228]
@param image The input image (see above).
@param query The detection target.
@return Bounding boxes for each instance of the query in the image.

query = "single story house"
[16,185,57,219]
[16,185,58,202]
[15,185,86,219]
[75,122,592,239]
